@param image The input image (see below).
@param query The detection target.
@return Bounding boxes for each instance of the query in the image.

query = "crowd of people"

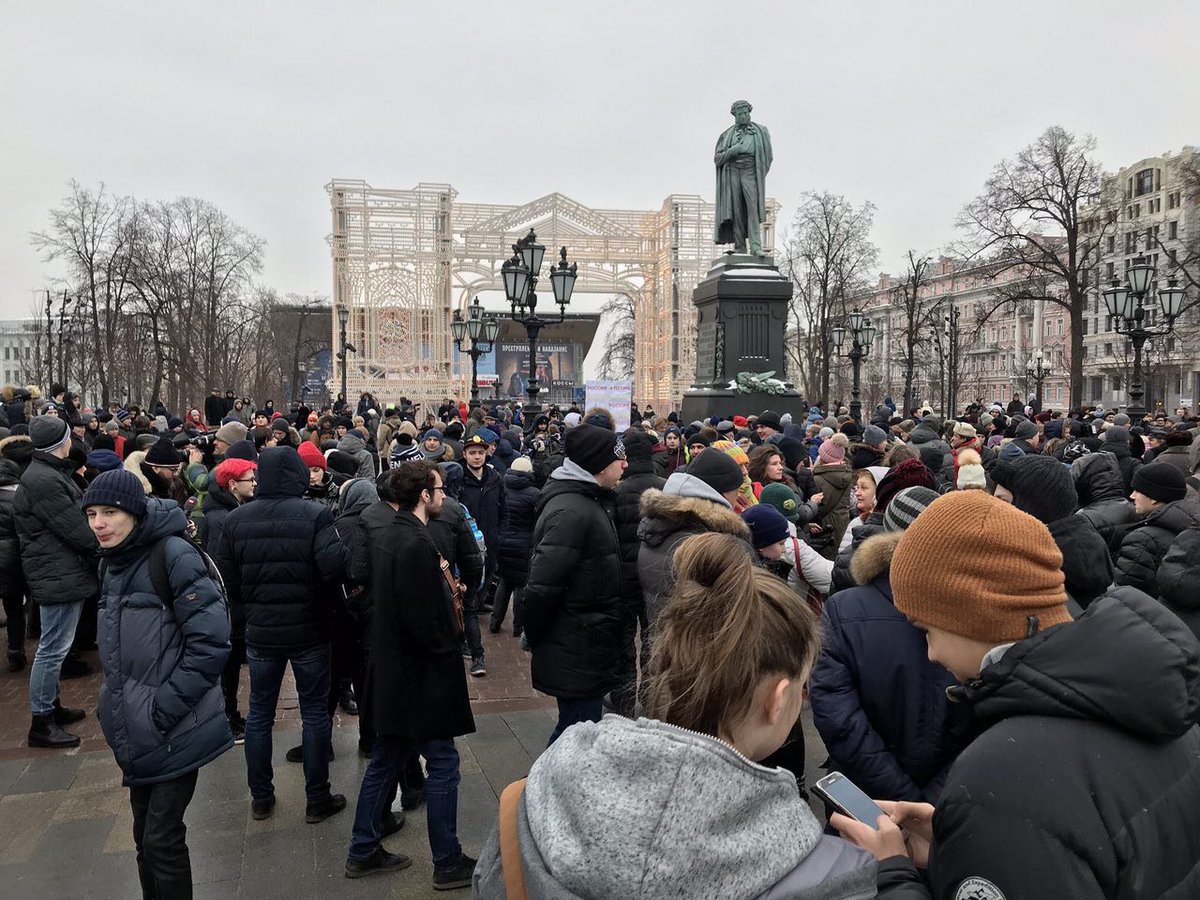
[3,378,1200,898]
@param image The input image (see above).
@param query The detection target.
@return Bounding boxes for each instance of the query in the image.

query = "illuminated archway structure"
[327,180,777,411]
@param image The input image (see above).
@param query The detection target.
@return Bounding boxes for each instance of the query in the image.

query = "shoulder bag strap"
[499,778,529,900]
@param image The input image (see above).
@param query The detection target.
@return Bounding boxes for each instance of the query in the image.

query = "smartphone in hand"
[813,772,888,831]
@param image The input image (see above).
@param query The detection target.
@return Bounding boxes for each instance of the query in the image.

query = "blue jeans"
[348,735,463,872]
[245,643,332,804]
[28,601,83,716]
[548,698,603,747]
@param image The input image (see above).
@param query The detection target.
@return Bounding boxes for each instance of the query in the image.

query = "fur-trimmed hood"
[123,450,154,495]
[850,531,902,586]
[638,487,749,546]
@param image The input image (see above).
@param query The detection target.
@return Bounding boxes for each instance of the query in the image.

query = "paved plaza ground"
[0,625,828,899]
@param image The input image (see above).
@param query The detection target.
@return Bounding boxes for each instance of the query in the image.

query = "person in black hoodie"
[989,453,1113,609]
[524,424,625,745]
[1071,450,1134,557]
[609,429,666,716]
[1099,424,1142,494]
[490,455,540,638]
[836,491,1200,899]
[210,446,349,824]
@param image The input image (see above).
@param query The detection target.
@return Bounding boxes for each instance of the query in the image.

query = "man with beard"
[344,461,476,888]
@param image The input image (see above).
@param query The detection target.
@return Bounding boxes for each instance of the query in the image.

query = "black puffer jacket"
[15,449,100,606]
[521,469,622,699]
[1047,514,1113,609]
[1072,452,1134,556]
[1157,528,1200,642]
[1113,500,1199,598]
[496,467,540,587]
[829,511,885,594]
[613,456,665,616]
[878,587,1200,899]
[1100,442,1142,495]
[0,435,32,598]
[210,447,348,653]
[460,462,505,560]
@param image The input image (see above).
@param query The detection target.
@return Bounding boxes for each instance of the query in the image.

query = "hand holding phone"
[813,772,888,830]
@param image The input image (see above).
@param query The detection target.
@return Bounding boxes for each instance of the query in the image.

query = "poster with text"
[586,380,633,431]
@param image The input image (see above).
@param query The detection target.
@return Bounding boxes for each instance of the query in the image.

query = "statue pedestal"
[679,255,805,423]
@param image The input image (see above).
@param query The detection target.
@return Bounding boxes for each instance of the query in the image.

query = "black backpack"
[101,535,228,613]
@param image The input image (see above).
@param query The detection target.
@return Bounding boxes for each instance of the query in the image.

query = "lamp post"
[500,229,577,419]
[832,310,876,423]
[452,300,500,411]
[944,306,960,418]
[1025,348,1051,406]
[1102,255,1185,421]
[297,363,307,408]
[335,305,356,411]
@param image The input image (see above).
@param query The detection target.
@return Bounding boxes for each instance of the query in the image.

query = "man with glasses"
[344,461,477,888]
[198,458,257,742]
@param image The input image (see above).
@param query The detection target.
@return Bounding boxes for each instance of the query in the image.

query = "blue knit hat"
[741,504,790,550]
[85,449,123,473]
[82,469,148,517]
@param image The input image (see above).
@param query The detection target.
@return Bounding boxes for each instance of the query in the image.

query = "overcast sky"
[3,0,1198,326]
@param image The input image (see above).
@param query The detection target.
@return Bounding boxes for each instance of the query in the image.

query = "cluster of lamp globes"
[454,228,580,354]
[1101,255,1185,329]
[832,310,877,356]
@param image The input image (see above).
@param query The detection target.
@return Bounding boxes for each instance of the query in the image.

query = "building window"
[1106,261,1115,279]
[1112,375,1122,391]
[1057,320,1063,336]
[1107,235,1116,253]
[1105,342,1113,357]
[1135,168,1155,196]
[1168,221,1178,240]
[1125,232,1137,253]
[3,348,8,361]
[1168,191,1181,209]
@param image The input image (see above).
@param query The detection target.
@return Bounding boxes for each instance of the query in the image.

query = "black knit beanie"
[989,454,1078,523]
[685,448,744,494]
[564,424,625,475]
[1132,464,1187,504]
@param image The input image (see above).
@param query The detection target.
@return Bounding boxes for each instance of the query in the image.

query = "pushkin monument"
[679,101,803,422]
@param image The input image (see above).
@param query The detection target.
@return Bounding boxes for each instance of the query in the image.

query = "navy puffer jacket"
[210,447,348,653]
[496,467,540,587]
[97,499,232,786]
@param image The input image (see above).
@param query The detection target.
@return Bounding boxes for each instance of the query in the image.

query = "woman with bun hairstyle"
[473,532,877,899]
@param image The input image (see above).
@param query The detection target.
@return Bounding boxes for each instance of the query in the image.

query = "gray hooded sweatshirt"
[473,716,876,899]
[336,433,376,479]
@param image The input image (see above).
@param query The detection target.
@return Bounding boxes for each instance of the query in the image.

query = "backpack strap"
[498,778,529,900]
[148,535,175,610]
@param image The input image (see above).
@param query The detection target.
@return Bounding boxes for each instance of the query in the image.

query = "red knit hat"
[214,458,257,489]
[875,457,937,513]
[296,441,327,470]
[732,415,748,428]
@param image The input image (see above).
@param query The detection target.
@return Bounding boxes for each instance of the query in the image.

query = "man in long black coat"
[344,461,477,889]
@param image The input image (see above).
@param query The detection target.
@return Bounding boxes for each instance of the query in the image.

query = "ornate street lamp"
[335,305,356,411]
[832,310,875,422]
[501,229,577,419]
[1025,348,1051,405]
[1102,255,1184,420]
[452,302,500,410]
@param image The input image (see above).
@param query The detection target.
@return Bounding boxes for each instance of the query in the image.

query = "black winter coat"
[460,462,505,559]
[427,497,485,596]
[97,500,232,786]
[15,450,99,606]
[196,481,245,638]
[877,587,1200,899]
[0,435,32,599]
[613,462,665,614]
[1073,452,1135,557]
[522,474,622,699]
[829,511,884,594]
[353,508,475,741]
[210,447,348,653]
[811,533,971,804]
[1113,500,1199,598]
[1157,527,1200,642]
[1048,514,1113,609]
[1101,442,1142,495]
[496,468,540,587]
[204,395,226,429]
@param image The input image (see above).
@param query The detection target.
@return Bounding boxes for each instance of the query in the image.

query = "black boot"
[337,687,358,716]
[52,699,86,726]
[28,714,81,749]
[6,649,25,672]
[60,656,92,680]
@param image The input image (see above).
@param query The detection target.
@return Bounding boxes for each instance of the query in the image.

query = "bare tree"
[956,126,1116,410]
[780,192,878,404]
[890,251,932,415]
[596,293,636,380]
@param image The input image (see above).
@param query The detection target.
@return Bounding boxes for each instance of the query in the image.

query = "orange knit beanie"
[891,491,1070,642]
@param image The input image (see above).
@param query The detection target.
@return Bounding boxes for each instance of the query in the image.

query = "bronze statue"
[713,100,772,256]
